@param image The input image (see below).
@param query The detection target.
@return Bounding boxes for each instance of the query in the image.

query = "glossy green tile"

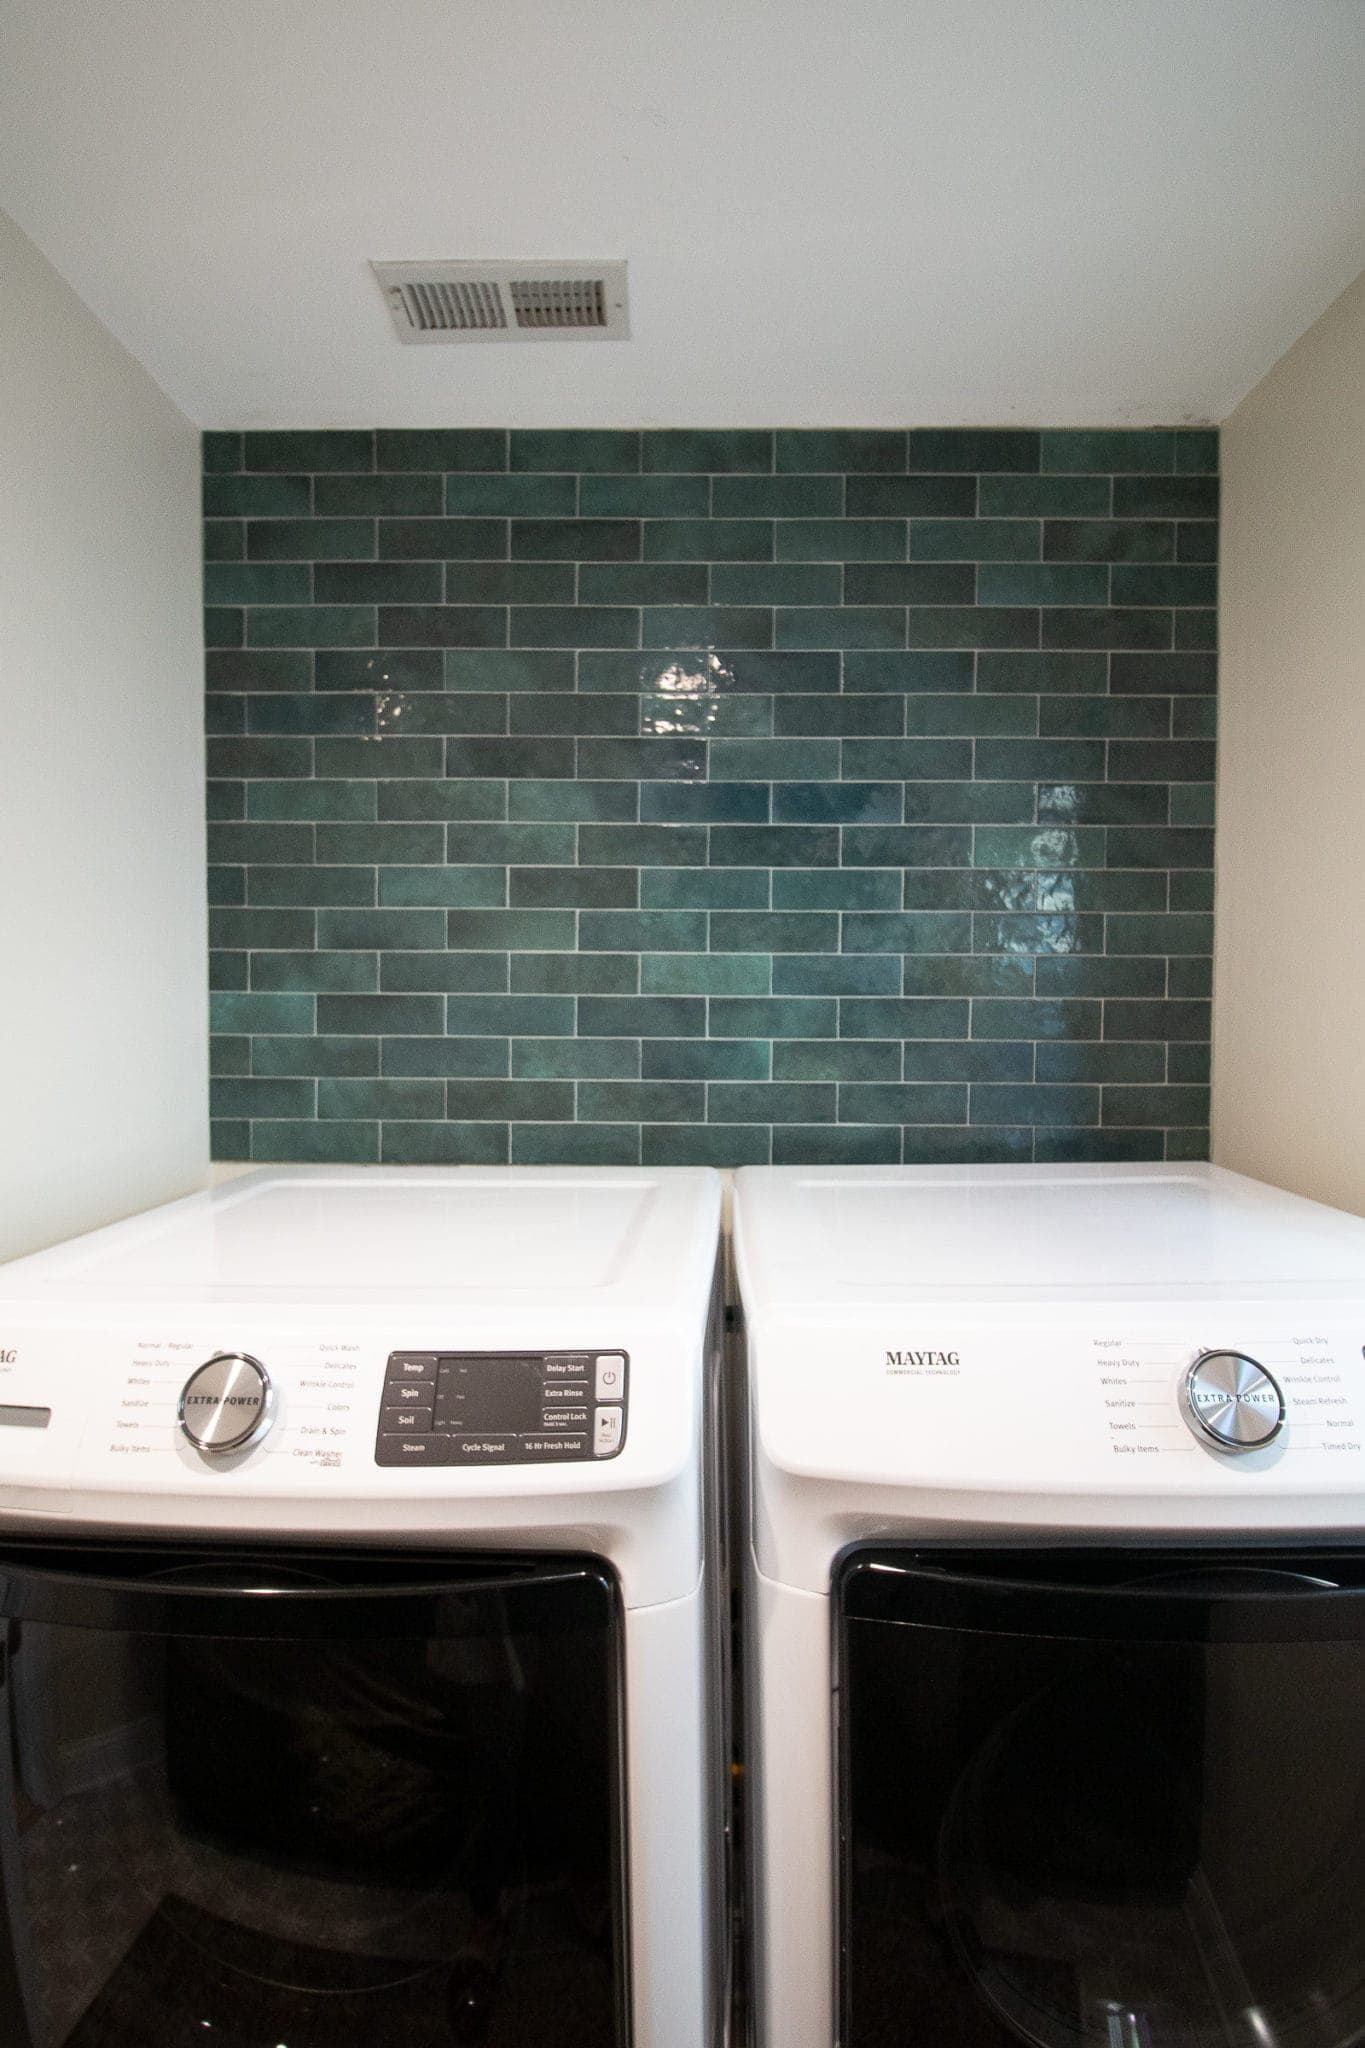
[776,431,906,472]
[972,999,1100,1040]
[212,1078,315,1119]
[773,870,901,910]
[977,474,1110,516]
[1102,1085,1211,1128]
[643,1125,772,1165]
[512,783,641,823]
[579,564,710,604]
[318,1078,445,1120]
[580,475,711,516]
[846,475,977,516]
[772,1126,902,1164]
[642,519,772,561]
[776,607,904,650]
[510,957,638,997]
[902,957,1031,996]
[505,692,636,736]
[1044,519,1173,563]
[205,564,313,606]
[642,1040,769,1081]
[845,563,974,604]
[210,908,315,949]
[245,432,372,472]
[839,998,969,1039]
[773,1040,900,1081]
[579,824,706,864]
[205,474,313,517]
[1039,695,1169,738]
[1042,609,1173,650]
[643,606,773,648]
[1041,430,1174,473]
[443,649,573,691]
[211,992,316,1035]
[1175,430,1219,474]
[445,561,575,603]
[321,650,443,689]
[248,865,375,907]
[1167,958,1213,998]
[252,1035,379,1078]
[378,520,506,559]
[247,606,375,648]
[771,782,900,825]
[205,521,244,560]
[376,430,506,471]
[776,520,905,561]
[977,564,1108,606]
[709,997,838,1039]
[711,738,839,780]
[1175,609,1217,649]
[443,473,577,515]
[1103,999,1210,1041]
[711,564,842,605]
[208,820,314,863]
[207,650,312,692]
[315,473,443,516]
[712,475,841,516]
[446,994,576,1035]
[710,825,838,867]
[773,695,903,737]
[1108,739,1215,782]
[904,608,1037,649]
[382,1123,509,1164]
[577,1082,705,1122]
[1176,522,1219,563]
[840,1083,967,1124]
[841,739,973,778]
[1106,913,1213,955]
[253,1119,379,1162]
[643,429,773,472]
[512,1036,640,1076]
[974,826,1104,867]
[247,693,373,735]
[510,607,638,648]
[377,866,506,908]
[910,520,1039,561]
[577,737,706,779]
[444,736,575,777]
[445,1081,575,1121]
[1112,476,1219,519]
[907,430,1039,472]
[382,1037,510,1076]
[972,1084,1097,1126]
[843,912,972,954]
[640,783,768,823]
[203,432,242,472]
[511,1125,640,1164]
[1111,564,1217,606]
[640,867,769,909]
[710,911,839,952]
[510,430,639,472]
[512,518,640,561]
[708,1082,837,1123]
[380,952,509,992]
[205,607,244,648]
[580,910,707,951]
[444,910,576,950]
[248,520,375,560]
[771,955,901,995]
[376,780,506,819]
[511,866,637,909]
[312,563,441,603]
[578,996,706,1037]
[641,953,769,994]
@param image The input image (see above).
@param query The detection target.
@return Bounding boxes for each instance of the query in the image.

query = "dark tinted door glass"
[838,1550,1365,2048]
[0,1548,624,2048]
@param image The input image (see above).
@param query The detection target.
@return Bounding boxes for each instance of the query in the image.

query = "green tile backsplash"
[204,427,1217,1167]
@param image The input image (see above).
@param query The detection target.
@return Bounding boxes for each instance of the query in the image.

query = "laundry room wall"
[204,427,1218,1168]
[0,210,207,1261]
[1214,268,1365,1215]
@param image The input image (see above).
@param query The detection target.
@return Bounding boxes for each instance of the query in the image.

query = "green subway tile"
[204,474,311,516]
[1106,913,1213,955]
[1175,609,1216,649]
[640,783,768,824]
[709,1083,836,1124]
[377,780,506,820]
[841,739,972,778]
[512,1125,640,1165]
[378,519,506,559]
[248,693,373,735]
[313,563,441,603]
[579,824,706,865]
[511,866,637,910]
[904,608,1037,649]
[1108,739,1215,782]
[1042,609,1172,650]
[580,475,711,516]
[1168,1043,1212,1083]
[319,650,443,690]
[710,911,839,953]
[512,1037,641,1077]
[974,826,1104,868]
[1169,870,1214,911]
[908,430,1039,471]
[842,652,972,692]
[773,695,903,735]
[316,994,443,1034]
[512,517,640,560]
[844,912,971,954]
[773,1041,900,1081]
[1113,475,1218,518]
[207,736,314,779]
[903,956,1031,996]
[443,473,577,515]
[1175,430,1219,474]
[845,564,973,604]
[510,607,638,648]
[208,820,313,863]
[840,998,969,1039]
[212,1079,316,1121]
[578,1082,704,1122]
[206,697,245,734]
[643,1040,769,1081]
[1167,959,1213,997]
[252,1035,379,1078]
[776,607,904,650]
[252,1120,379,1163]
[771,955,900,996]
[210,908,315,949]
[977,474,1110,516]
[641,867,769,909]
[510,430,640,472]
[643,606,773,648]
[319,909,447,949]
[772,1126,902,1164]
[1041,430,1174,472]
[205,521,244,560]
[204,563,312,605]
[380,953,508,992]
[247,519,375,560]
[579,911,708,951]
[577,737,705,779]
[1102,1085,1211,1128]
[1039,871,1165,913]
[972,911,1104,955]
[511,782,640,822]
[382,1124,510,1165]
[711,564,842,605]
[377,866,505,908]
[315,474,443,515]
[910,520,1039,562]
[641,953,769,995]
[445,735,575,776]
[380,606,507,647]
[579,563,710,604]
[775,520,905,561]
[845,475,977,516]
[976,652,1104,694]
[398,692,510,736]
[245,431,371,471]
[711,738,839,780]
[206,650,312,692]
[643,429,773,472]
[205,607,243,648]
[247,865,374,907]
[712,475,841,517]
[318,1078,444,1120]
[445,561,575,603]
[506,692,637,736]
[579,996,706,1037]
[445,910,576,951]
[383,1037,509,1076]
[643,1125,772,1166]
[446,1082,575,1121]
[1044,519,1173,562]
[1041,784,1169,825]
[978,563,1108,606]
[904,695,1036,735]
[972,1084,1097,1127]
[1111,564,1217,606]
[446,995,576,1035]
[208,866,245,906]
[709,997,838,1039]
[444,822,574,862]
[840,1083,967,1124]
[208,781,245,821]
[444,649,573,691]
[902,1041,1034,1081]
[772,869,900,910]
[376,430,506,471]
[772,782,900,825]
[1038,695,1167,738]
[643,519,772,561]
[511,956,638,997]
[1176,522,1219,562]
[974,739,1106,781]
[212,992,315,1034]
[1036,1042,1166,1082]
[1037,1129,1166,1162]
[972,999,1100,1040]
[710,824,837,867]
[203,431,242,473]
[247,606,375,648]
[210,949,247,989]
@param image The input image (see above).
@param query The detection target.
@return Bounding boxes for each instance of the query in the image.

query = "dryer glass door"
[0,1545,627,2048]
[837,1547,1365,2048]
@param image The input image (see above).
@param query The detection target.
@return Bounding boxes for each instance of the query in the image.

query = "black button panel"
[374,1351,629,1467]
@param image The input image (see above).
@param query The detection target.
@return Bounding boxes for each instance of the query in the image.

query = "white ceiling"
[2,0,1363,429]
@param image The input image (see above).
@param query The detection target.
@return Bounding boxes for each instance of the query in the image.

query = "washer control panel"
[1180,1350,1285,1454]
[375,1350,629,1467]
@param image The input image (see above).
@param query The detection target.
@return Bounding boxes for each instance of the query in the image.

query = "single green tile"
[974,826,1104,867]
[976,652,1106,694]
[1041,430,1174,473]
[445,910,577,951]
[247,693,373,736]
[206,737,313,778]
[580,475,711,516]
[512,517,640,561]
[978,475,1111,516]
[642,519,773,561]
[211,991,316,1034]
[903,957,1031,996]
[643,1125,772,1166]
[712,564,842,605]
[1108,738,1215,782]
[1044,519,1173,563]
[640,866,769,909]
[445,994,576,1035]
[211,1077,316,1119]
[771,955,901,995]
[397,691,510,736]
[710,824,838,866]
[775,431,906,472]
[315,473,443,515]
[1106,913,1214,955]
[511,867,637,910]
[840,1083,968,1125]
[1113,476,1219,518]
[579,563,709,604]
[382,1123,510,1165]
[316,994,445,1034]
[317,910,447,950]
[642,1040,770,1081]
[1038,870,1166,913]
[1167,959,1213,997]
[247,606,375,648]
[773,1041,900,1081]
[1036,1041,1165,1082]
[642,606,773,648]
[445,1081,575,1121]
[772,870,900,910]
[707,1082,836,1123]
[842,652,971,693]
[205,521,245,561]
[375,430,506,471]
[207,781,246,821]
[843,912,971,954]
[247,520,375,561]
[577,996,705,1037]
[846,475,977,515]
[319,650,442,689]
[1042,609,1173,651]
[973,911,1105,955]
[577,736,705,779]
[1042,783,1170,826]
[210,1035,251,1076]
[970,1085,1097,1127]
[505,692,636,737]
[318,1078,445,1120]
[1039,695,1169,738]
[443,649,572,691]
[512,1036,641,1077]
[377,779,505,820]
[444,734,575,776]
[579,910,707,951]
[1175,609,1217,650]
[1175,430,1219,474]
[208,865,246,906]
[978,563,1108,606]
[971,999,1100,1041]
[643,429,773,472]
[712,476,841,517]
[445,561,575,604]
[641,953,769,995]
[841,738,974,778]
[578,825,705,865]
[773,1126,905,1165]
[776,607,904,650]
[904,694,1037,735]
[842,824,974,868]
[510,1125,641,1165]
[510,430,640,472]
[252,1121,379,1164]
[1111,564,1216,606]
[1102,1085,1211,1128]
[206,650,312,693]
[207,820,314,863]
[209,907,315,948]
[309,824,439,864]
[444,822,574,862]
[845,564,974,604]
[209,948,247,990]
[1113,654,1217,696]
[380,953,508,992]
[639,783,769,824]
[708,997,839,1039]
[377,606,507,648]
[1176,521,1219,563]
[205,563,313,606]
[378,519,506,560]
[908,430,1039,472]
[203,431,242,473]
[904,609,1038,650]
[1105,997,1207,1039]
[709,738,837,780]
[710,911,839,953]
[511,782,640,823]
[205,607,244,648]
[382,1036,510,1076]
[1169,870,1214,911]
[773,695,902,737]
[1168,1042,1212,1082]
[311,737,441,778]
[903,1041,1034,1081]
[443,473,577,515]
[509,607,638,648]
[245,431,372,471]
[771,782,900,825]
[313,563,441,603]
[204,474,311,516]
[1169,784,1216,827]
[774,518,906,562]
[578,1081,705,1122]
[910,520,1039,561]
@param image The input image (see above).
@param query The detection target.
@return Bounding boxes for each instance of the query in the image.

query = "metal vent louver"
[372,261,628,344]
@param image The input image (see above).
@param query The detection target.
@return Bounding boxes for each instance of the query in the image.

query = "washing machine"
[733,1160,1365,2048]
[0,1164,727,2048]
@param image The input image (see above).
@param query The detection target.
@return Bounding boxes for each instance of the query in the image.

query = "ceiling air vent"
[372,261,629,344]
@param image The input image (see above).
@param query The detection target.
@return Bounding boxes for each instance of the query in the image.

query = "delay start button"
[179,1353,275,1456]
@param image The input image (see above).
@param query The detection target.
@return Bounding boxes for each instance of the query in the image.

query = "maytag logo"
[886,1348,961,1369]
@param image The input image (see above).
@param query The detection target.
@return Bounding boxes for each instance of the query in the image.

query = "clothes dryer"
[0,1165,726,2048]
[734,1162,1365,2048]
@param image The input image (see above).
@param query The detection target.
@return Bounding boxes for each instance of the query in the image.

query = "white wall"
[0,210,207,1260]
[1213,267,1365,1214]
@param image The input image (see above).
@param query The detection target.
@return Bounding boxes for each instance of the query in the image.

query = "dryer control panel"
[375,1350,629,1466]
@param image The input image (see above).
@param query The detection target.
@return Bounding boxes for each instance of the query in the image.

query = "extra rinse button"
[1181,1350,1285,1454]
[179,1353,274,1456]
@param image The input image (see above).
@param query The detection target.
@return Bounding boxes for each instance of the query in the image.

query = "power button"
[595,1354,626,1401]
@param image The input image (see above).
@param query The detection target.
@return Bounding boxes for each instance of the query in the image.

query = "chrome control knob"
[179,1352,274,1455]
[1181,1350,1284,1454]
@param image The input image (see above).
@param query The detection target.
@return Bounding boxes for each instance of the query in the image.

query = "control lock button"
[594,1405,623,1456]
[594,1355,626,1401]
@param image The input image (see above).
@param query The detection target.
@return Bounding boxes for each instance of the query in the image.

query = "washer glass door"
[836,1548,1365,2048]
[0,1545,626,2048]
